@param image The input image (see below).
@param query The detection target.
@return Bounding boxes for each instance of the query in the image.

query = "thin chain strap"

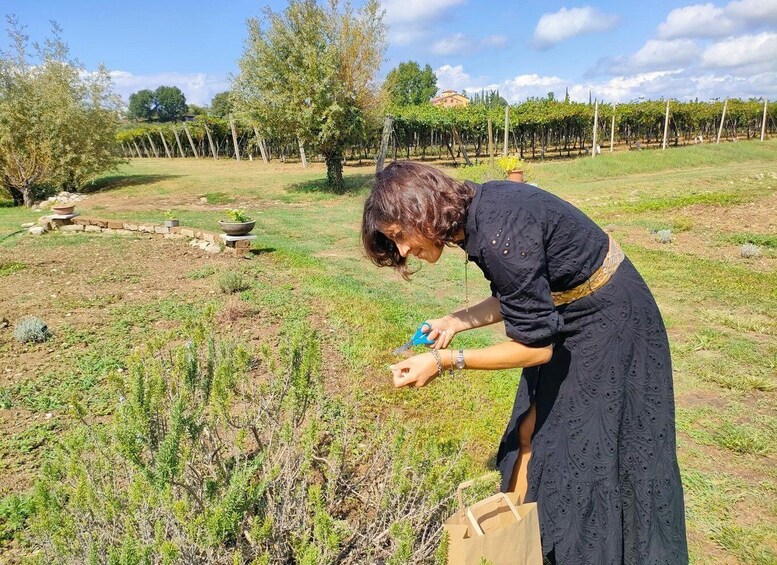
[464,251,470,312]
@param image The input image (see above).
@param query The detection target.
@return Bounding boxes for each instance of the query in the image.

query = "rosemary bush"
[28,321,467,563]
[13,316,50,343]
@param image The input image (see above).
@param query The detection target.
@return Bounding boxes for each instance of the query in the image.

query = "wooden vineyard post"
[761,99,768,142]
[451,127,472,166]
[503,106,509,156]
[229,114,241,161]
[159,131,172,158]
[610,103,616,153]
[592,100,599,159]
[183,124,199,159]
[376,115,394,173]
[172,128,186,158]
[132,140,143,158]
[146,133,160,158]
[141,139,152,158]
[298,138,308,168]
[717,98,728,144]
[253,127,269,163]
[204,123,219,159]
[487,116,494,165]
[662,100,670,151]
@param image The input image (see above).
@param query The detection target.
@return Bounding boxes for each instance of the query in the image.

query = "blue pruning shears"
[393,322,436,354]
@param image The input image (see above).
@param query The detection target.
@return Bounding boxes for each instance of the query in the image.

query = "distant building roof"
[431,90,469,108]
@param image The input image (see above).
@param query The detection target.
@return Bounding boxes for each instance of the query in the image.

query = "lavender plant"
[656,229,673,244]
[739,243,762,258]
[13,316,50,343]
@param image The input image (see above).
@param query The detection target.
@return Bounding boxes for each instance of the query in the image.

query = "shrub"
[455,163,506,183]
[739,243,762,258]
[218,271,249,294]
[226,208,252,223]
[13,316,51,343]
[656,229,673,244]
[28,321,468,563]
[495,156,525,174]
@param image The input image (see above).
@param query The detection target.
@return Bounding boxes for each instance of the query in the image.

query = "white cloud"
[482,35,508,48]
[532,6,619,49]
[657,4,739,39]
[701,32,777,69]
[389,28,428,46]
[381,0,465,24]
[110,70,229,107]
[431,32,508,56]
[726,0,777,25]
[589,39,699,77]
[657,0,777,40]
[434,64,776,105]
[432,33,469,55]
[434,64,473,92]
[628,39,699,71]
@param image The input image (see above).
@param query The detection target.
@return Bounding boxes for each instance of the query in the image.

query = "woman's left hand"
[390,352,440,388]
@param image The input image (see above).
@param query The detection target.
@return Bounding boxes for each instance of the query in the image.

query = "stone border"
[34,215,252,256]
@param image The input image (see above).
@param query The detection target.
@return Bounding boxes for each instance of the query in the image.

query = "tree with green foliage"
[383,61,438,107]
[209,91,233,117]
[0,17,123,206]
[234,0,386,191]
[154,85,187,122]
[187,103,208,116]
[470,89,508,108]
[128,89,155,121]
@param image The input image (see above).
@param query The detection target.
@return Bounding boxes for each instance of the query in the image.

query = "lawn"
[1,141,775,563]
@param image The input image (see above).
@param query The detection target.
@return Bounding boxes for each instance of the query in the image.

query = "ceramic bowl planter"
[507,169,524,183]
[218,220,255,236]
[52,204,75,215]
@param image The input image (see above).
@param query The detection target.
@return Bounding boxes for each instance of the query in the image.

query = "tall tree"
[382,61,437,107]
[128,89,155,121]
[154,85,187,122]
[0,16,123,206]
[210,91,233,117]
[234,0,386,191]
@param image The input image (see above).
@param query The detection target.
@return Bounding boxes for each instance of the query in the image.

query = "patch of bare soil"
[0,234,240,496]
[682,189,777,235]
[617,224,775,273]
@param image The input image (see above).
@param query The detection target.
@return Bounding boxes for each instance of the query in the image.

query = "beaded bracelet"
[430,348,443,378]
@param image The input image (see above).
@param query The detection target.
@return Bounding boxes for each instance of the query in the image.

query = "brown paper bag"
[443,476,542,565]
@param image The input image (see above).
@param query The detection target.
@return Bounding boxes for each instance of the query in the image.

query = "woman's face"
[380,224,444,264]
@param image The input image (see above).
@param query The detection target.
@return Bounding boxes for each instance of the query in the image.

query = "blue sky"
[3,0,776,106]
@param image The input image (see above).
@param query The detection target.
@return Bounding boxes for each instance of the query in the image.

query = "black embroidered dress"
[462,181,688,564]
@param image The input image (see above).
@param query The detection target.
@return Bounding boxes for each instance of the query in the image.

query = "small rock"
[21,222,34,228]
[28,226,46,235]
[0,318,9,329]
[204,243,222,254]
[199,197,208,204]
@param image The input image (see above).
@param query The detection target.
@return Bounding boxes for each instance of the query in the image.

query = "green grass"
[0,140,775,562]
[721,233,777,249]
[0,261,25,276]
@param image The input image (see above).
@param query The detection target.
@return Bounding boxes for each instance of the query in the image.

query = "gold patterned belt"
[551,235,625,307]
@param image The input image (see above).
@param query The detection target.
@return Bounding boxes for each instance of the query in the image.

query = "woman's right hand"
[424,316,459,350]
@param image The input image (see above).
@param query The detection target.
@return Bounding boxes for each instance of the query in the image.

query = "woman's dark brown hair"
[362,161,474,278]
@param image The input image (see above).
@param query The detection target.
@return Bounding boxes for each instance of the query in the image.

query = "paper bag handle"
[456,472,499,517]
[465,492,524,536]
